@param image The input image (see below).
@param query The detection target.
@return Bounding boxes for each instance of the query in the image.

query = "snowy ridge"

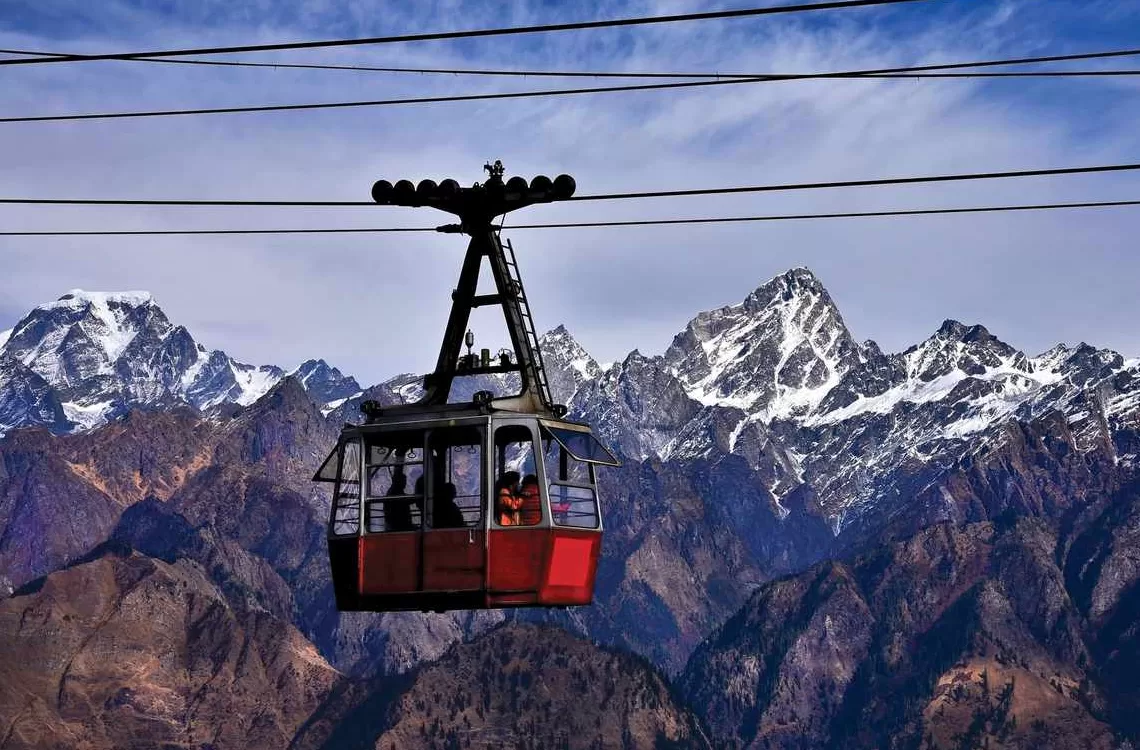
[0,290,357,435]
[567,269,1140,535]
[230,362,285,406]
[807,351,1040,434]
[4,275,1138,538]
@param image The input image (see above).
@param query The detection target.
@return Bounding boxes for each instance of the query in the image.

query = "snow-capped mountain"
[5,274,1137,540]
[0,291,351,435]
[311,266,1140,538]
[664,268,864,421]
[289,359,362,408]
[567,269,1140,536]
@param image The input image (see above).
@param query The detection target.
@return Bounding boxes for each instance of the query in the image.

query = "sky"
[1,0,1139,384]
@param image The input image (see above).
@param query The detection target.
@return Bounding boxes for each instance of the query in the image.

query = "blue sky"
[1,0,1139,382]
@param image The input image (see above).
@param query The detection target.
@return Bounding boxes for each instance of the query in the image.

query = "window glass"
[548,484,600,529]
[543,426,619,466]
[364,432,424,533]
[330,440,361,536]
[314,446,340,483]
[494,424,541,527]
[427,427,482,529]
[542,438,591,486]
[541,437,600,529]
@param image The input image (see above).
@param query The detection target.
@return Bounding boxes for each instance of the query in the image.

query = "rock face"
[290,359,362,407]
[294,623,709,750]
[0,546,340,750]
[678,483,1140,750]
[539,324,603,404]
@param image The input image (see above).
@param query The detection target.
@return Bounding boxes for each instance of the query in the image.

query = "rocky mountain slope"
[678,401,1140,749]
[292,623,709,750]
[0,544,341,750]
[679,504,1140,748]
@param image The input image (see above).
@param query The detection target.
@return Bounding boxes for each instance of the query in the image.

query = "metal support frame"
[420,226,552,413]
[372,161,575,417]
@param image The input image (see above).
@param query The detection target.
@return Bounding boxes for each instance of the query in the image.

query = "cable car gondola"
[313,161,619,612]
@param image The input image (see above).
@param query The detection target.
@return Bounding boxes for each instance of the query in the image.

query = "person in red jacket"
[495,471,522,526]
[518,474,543,526]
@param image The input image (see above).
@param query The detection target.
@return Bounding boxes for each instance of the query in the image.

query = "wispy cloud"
[1,0,1138,382]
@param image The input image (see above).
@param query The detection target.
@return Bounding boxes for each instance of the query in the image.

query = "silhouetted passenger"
[433,482,466,529]
[384,471,415,532]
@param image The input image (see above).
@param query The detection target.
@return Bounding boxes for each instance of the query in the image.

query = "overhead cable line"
[0,75,890,123]
[568,163,1140,202]
[507,199,1140,227]
[5,45,1140,79]
[3,199,1139,236]
[0,0,922,67]
[3,162,1139,206]
[10,46,1140,125]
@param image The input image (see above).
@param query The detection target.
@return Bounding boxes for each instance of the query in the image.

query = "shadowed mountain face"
[1,269,1139,747]
[292,623,709,750]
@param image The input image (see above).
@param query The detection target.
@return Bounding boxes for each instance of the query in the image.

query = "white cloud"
[1,0,1138,385]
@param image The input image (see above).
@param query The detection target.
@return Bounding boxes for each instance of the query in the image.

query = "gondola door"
[487,421,549,603]
[421,426,486,592]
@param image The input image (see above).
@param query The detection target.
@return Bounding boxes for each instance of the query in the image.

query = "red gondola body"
[316,415,616,612]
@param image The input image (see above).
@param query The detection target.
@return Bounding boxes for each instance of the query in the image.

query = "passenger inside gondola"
[384,471,415,532]
[432,481,466,528]
[426,427,482,529]
[518,474,542,526]
[495,471,522,526]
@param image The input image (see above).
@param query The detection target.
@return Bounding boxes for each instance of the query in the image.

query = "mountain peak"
[1,290,318,434]
[54,290,154,309]
[665,267,861,420]
[538,325,600,403]
[935,319,1003,346]
[742,267,826,312]
[904,320,1024,382]
[288,359,361,405]
[5,289,174,383]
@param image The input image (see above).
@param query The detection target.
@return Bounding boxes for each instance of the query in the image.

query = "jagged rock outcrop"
[290,359,362,406]
[540,324,603,404]
[573,350,703,462]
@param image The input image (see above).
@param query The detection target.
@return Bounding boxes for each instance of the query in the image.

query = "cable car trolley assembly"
[313,162,619,612]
